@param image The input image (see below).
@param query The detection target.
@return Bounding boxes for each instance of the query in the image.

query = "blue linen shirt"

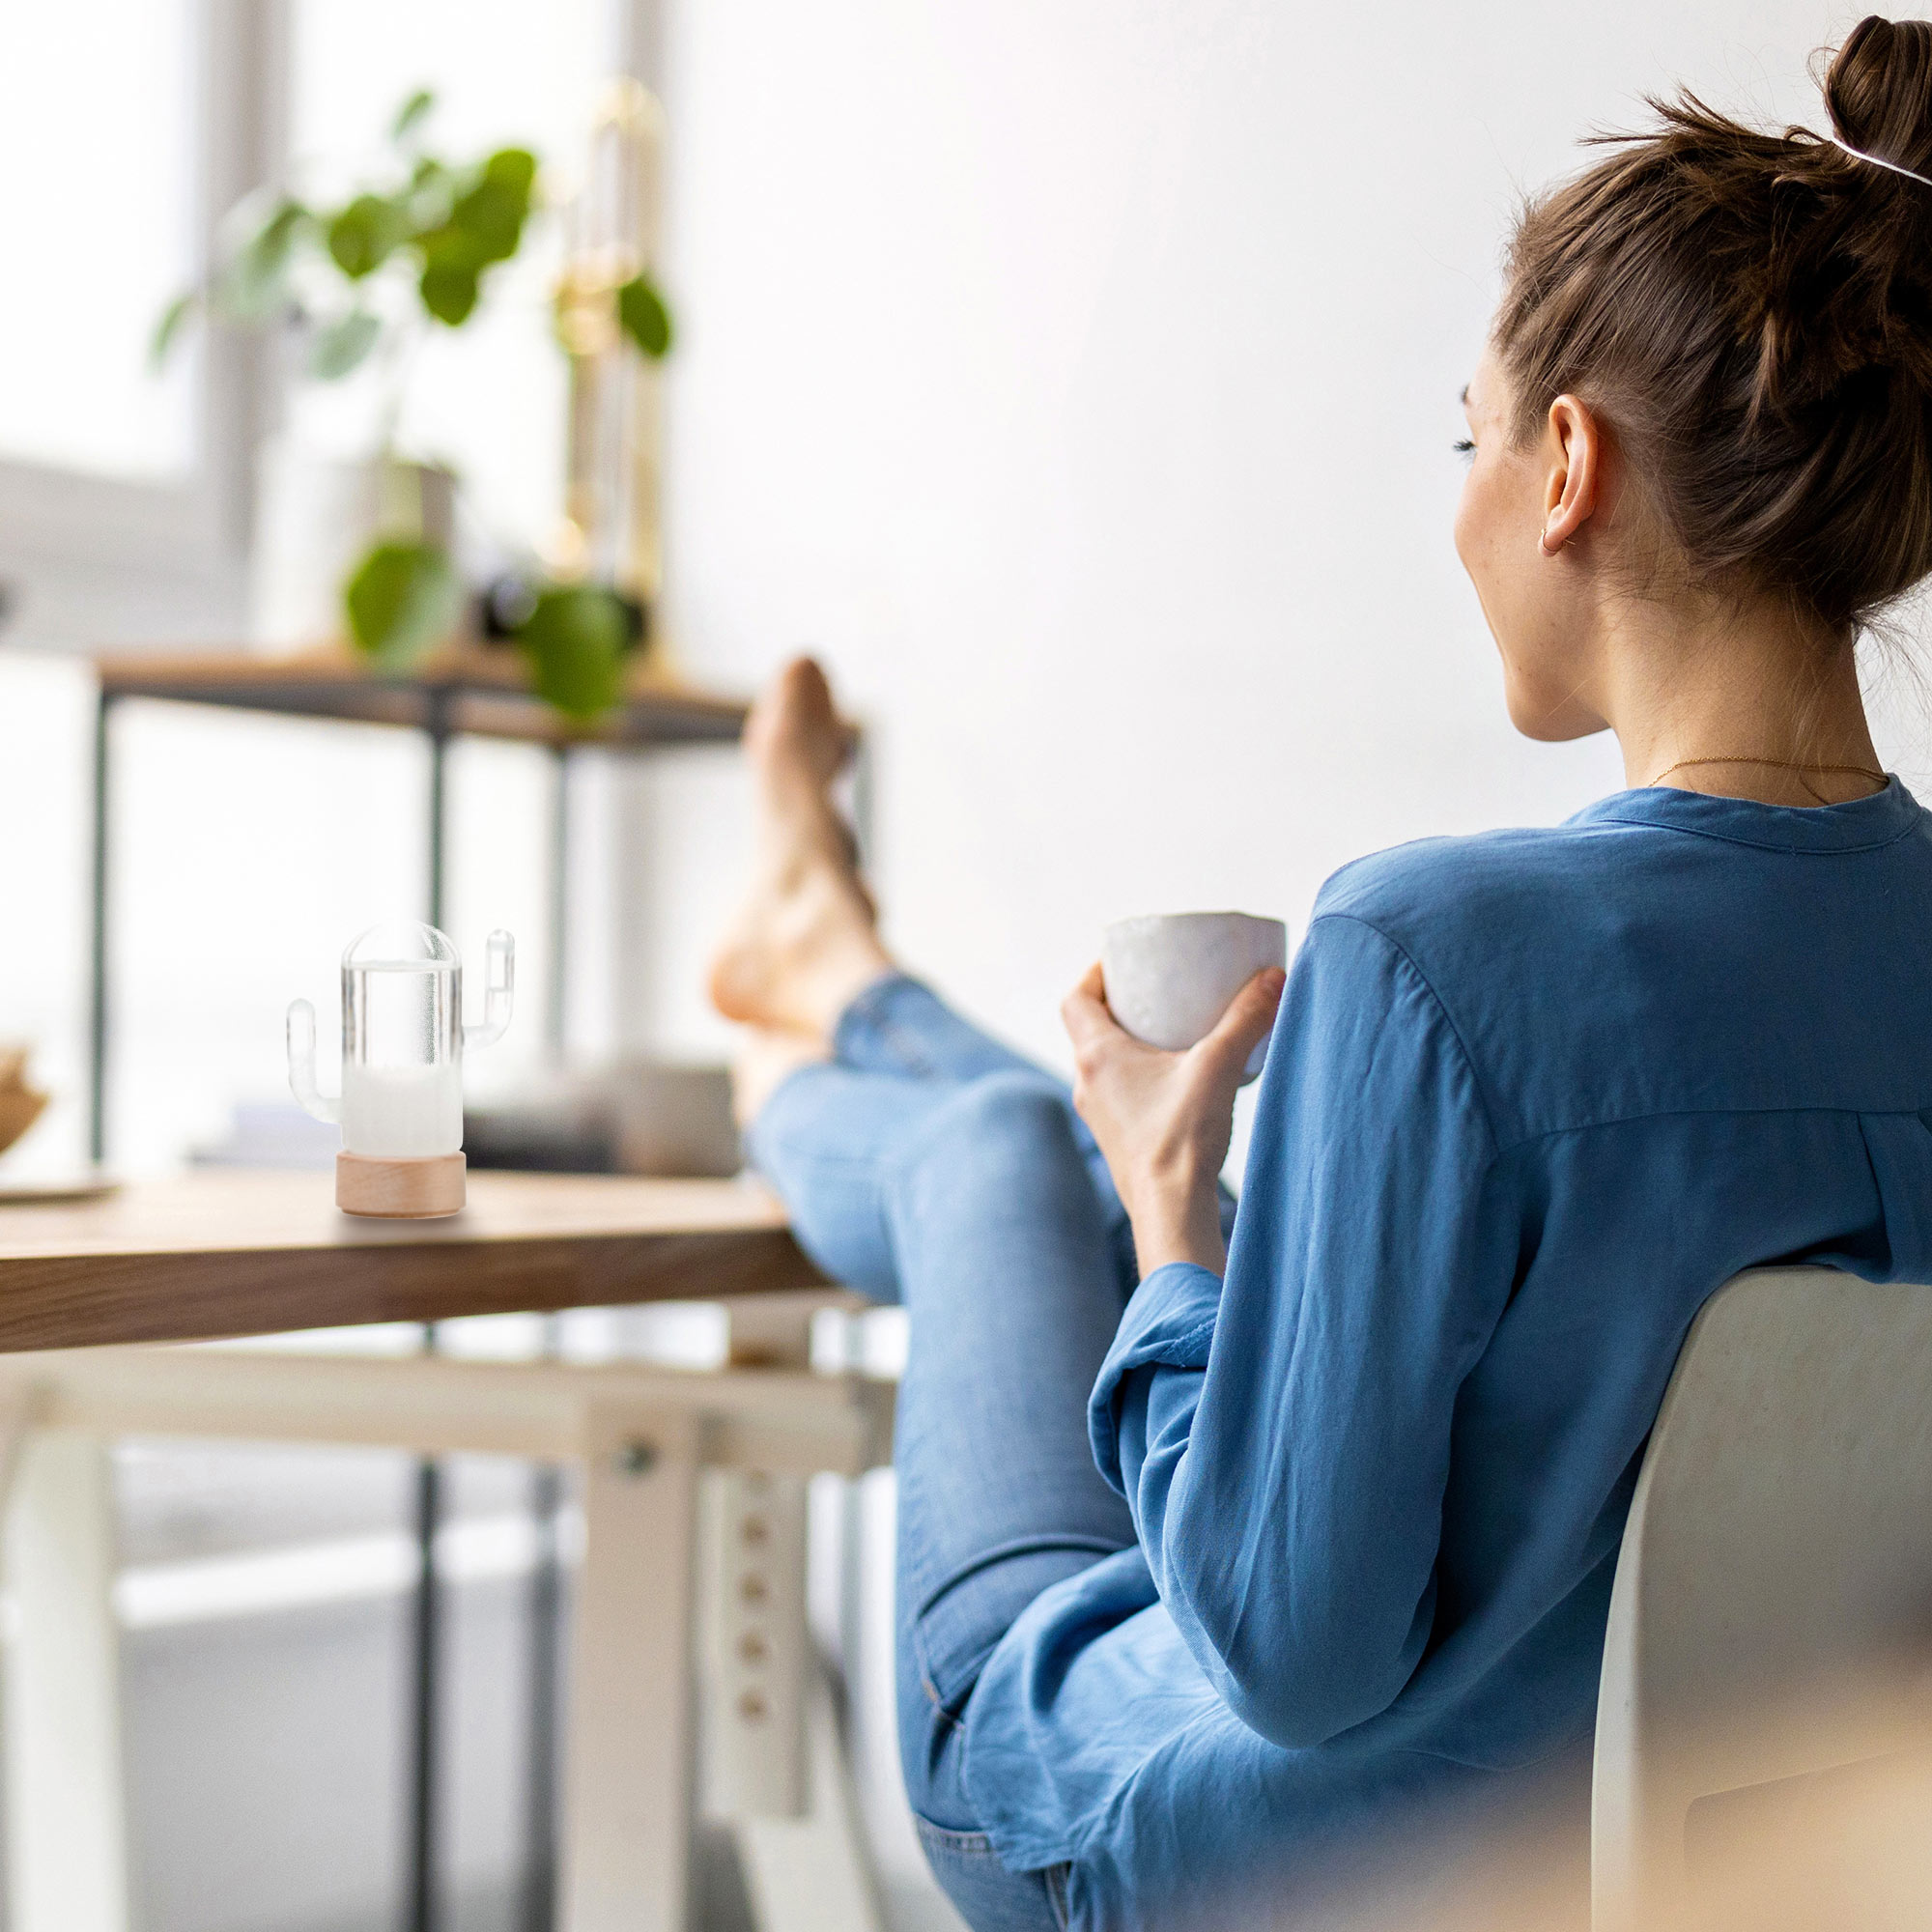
[959,780,1932,1929]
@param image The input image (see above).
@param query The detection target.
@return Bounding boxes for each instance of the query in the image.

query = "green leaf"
[405,147,538,327]
[418,252,482,326]
[454,181,523,261]
[401,158,455,235]
[416,225,487,324]
[482,147,537,201]
[326,194,408,279]
[344,542,463,667]
[150,291,197,368]
[616,273,673,358]
[391,88,436,144]
[216,197,310,319]
[450,170,532,264]
[308,308,382,380]
[515,585,635,720]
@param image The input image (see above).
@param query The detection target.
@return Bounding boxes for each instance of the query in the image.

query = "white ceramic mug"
[1101,911,1288,1083]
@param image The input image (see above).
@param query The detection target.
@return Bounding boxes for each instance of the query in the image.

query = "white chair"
[1592,1265,1932,1931]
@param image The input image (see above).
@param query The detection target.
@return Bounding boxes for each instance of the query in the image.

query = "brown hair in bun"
[1494,15,1932,639]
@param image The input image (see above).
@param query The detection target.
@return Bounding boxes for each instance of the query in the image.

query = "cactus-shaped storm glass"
[287,922,512,1214]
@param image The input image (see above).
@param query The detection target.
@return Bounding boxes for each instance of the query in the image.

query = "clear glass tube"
[465,928,515,1049]
[285,998,338,1123]
[288,923,513,1157]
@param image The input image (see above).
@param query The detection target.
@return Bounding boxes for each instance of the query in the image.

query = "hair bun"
[1824,14,1932,176]
[1496,21,1932,639]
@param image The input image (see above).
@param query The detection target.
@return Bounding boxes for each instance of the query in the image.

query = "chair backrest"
[1591,1266,1932,1932]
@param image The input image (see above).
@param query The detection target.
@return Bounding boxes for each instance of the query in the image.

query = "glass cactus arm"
[465,929,515,1050]
[286,999,340,1123]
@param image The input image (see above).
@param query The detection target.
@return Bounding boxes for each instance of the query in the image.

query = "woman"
[709,18,1932,1928]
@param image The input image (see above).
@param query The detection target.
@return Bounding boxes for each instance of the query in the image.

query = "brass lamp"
[550,78,667,609]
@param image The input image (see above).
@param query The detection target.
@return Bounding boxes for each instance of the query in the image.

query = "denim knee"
[898,1069,1086,1180]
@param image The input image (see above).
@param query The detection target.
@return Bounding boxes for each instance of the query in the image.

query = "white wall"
[644,0,1932,1087]
[9,1,1928,1171]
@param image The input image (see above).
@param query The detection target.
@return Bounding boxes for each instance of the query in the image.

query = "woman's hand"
[1062,962,1287,1277]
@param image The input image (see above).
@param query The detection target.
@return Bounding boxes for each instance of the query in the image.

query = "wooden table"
[0,1168,821,1352]
[0,1171,887,1932]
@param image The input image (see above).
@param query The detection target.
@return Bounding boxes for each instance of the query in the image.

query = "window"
[286,0,615,551]
[0,0,200,481]
[0,0,277,645]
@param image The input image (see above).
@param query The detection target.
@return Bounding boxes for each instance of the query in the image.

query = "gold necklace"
[1646,754,1887,793]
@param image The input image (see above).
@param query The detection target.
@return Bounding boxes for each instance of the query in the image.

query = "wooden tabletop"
[0,1170,825,1353]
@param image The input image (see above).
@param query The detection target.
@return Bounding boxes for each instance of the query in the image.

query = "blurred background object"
[466,1060,738,1178]
[252,449,457,654]
[158,77,671,717]
[0,1043,50,1160]
[550,77,672,607]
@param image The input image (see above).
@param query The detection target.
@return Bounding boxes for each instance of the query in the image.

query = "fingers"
[1197,966,1287,1078]
[1065,960,1284,1085]
[1060,961,1117,1058]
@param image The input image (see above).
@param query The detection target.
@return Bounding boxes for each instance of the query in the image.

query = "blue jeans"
[747,976,1213,1931]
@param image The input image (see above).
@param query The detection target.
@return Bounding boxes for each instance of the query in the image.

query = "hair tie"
[1830,134,1932,190]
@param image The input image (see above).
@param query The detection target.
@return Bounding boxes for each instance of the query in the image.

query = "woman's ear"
[1539,394,1602,556]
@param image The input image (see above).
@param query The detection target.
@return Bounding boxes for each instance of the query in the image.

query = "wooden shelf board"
[84,644,750,749]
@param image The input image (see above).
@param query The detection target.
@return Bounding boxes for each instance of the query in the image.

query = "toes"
[784,655,834,716]
[747,656,826,739]
[746,656,850,784]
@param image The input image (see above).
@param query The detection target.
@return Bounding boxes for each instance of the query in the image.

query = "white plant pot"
[248,441,457,655]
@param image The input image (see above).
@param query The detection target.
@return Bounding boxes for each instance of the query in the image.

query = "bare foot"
[730,1027,831,1128]
[743,657,855,805]
[742,656,870,888]
[709,657,893,1039]
[709,855,889,1035]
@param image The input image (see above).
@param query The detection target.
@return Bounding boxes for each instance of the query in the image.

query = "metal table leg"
[523,1314,566,1932]
[521,748,574,1932]
[549,745,571,1060]
[408,700,454,1932]
[87,689,115,1166]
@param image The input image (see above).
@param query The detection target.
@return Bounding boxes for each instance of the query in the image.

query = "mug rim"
[1102,909,1286,938]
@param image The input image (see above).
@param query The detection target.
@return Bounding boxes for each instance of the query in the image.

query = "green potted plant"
[156,89,673,720]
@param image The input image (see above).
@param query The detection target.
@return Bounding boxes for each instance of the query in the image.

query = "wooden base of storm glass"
[335,1151,467,1219]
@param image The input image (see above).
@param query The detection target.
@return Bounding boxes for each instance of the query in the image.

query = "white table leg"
[2,1431,131,1932]
[560,1407,701,1932]
[734,1657,886,1932]
[700,1468,809,1821]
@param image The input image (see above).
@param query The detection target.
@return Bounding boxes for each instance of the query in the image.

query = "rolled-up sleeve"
[1089,912,1517,1750]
